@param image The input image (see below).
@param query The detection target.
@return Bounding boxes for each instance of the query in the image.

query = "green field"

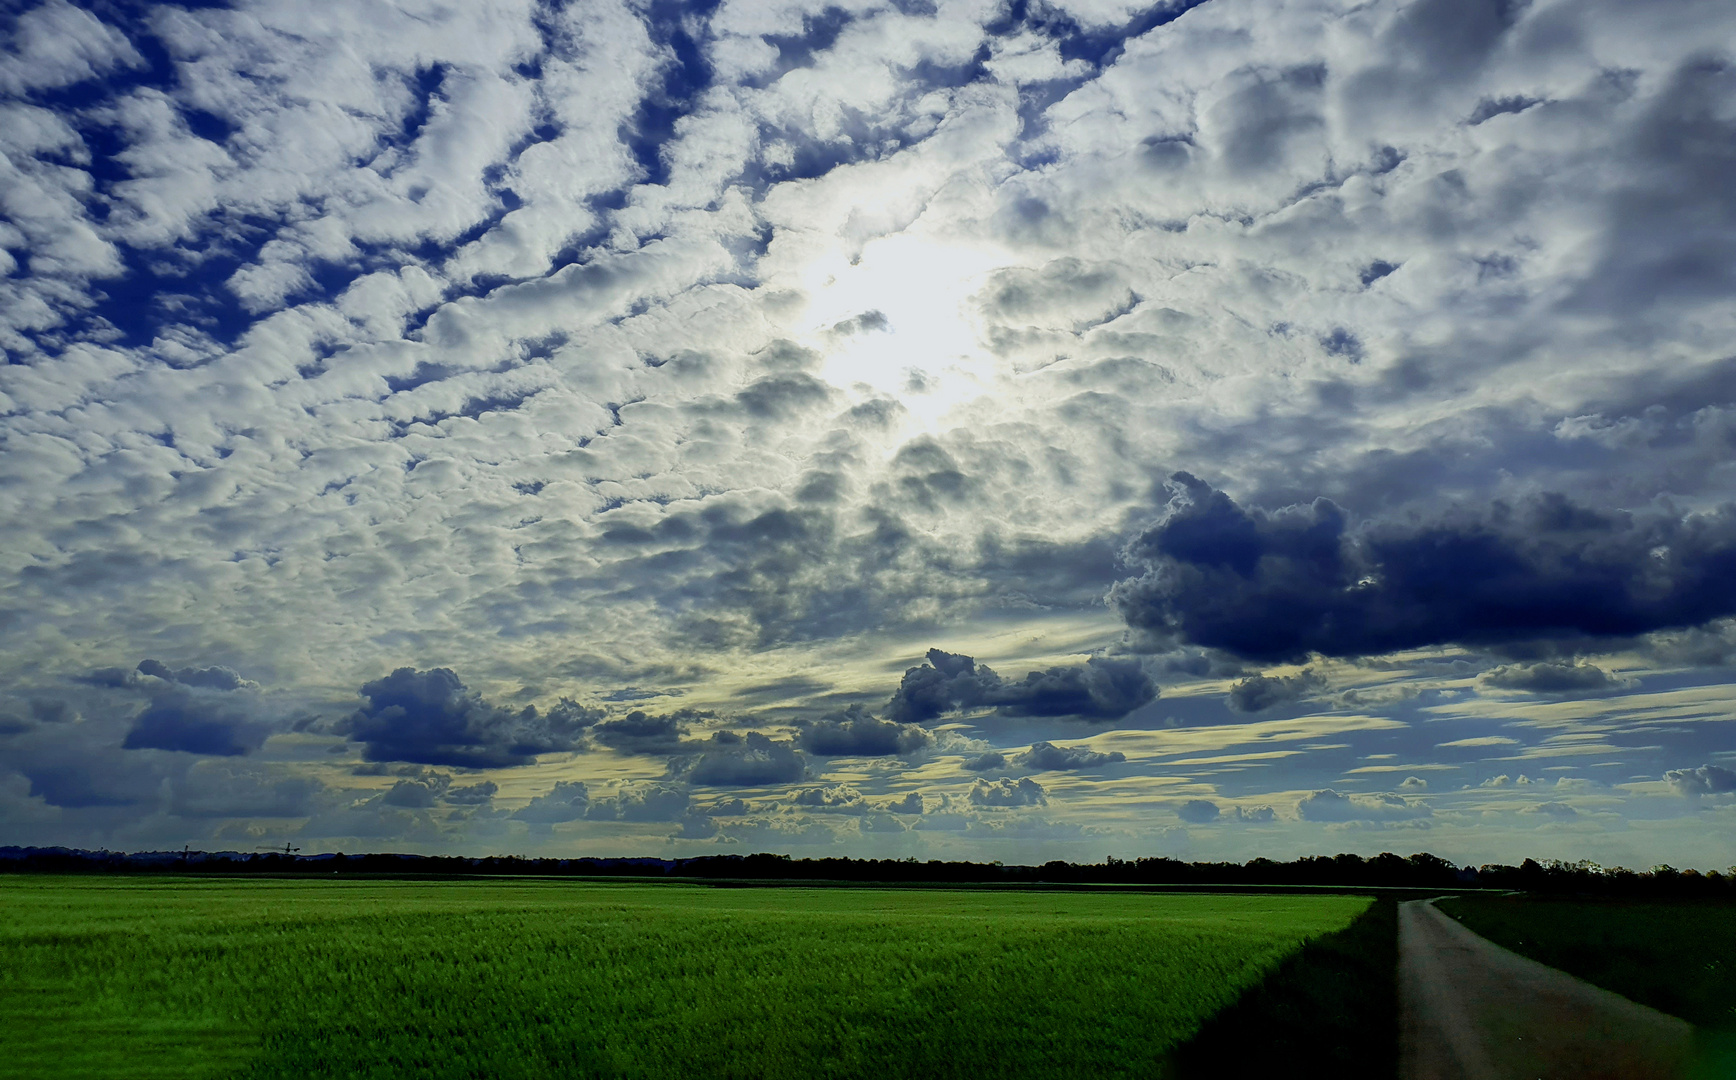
[0,877,1370,1079]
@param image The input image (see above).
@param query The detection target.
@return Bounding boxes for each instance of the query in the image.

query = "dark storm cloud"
[78,657,277,757]
[1012,741,1126,772]
[444,781,498,806]
[1664,765,1736,798]
[589,709,696,754]
[884,648,1156,723]
[884,648,1003,723]
[1226,670,1326,712]
[338,668,593,768]
[666,731,806,786]
[794,703,933,757]
[1479,662,1629,694]
[381,777,447,808]
[122,695,271,756]
[1112,474,1736,662]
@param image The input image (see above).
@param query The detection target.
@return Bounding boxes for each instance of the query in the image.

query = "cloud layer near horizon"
[4,0,1736,868]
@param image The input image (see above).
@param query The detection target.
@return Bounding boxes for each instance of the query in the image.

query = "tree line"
[3,845,1732,896]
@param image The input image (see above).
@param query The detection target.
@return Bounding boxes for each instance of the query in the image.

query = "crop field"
[1438,894,1736,1076]
[0,877,1370,1080]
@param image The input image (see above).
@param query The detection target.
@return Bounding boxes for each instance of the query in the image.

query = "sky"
[3,0,1736,869]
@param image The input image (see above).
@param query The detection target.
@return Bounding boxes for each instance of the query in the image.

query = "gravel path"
[1398,898,1694,1080]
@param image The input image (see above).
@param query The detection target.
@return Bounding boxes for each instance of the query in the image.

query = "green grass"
[1437,894,1736,1080]
[1436,895,1736,1029]
[0,877,1368,1079]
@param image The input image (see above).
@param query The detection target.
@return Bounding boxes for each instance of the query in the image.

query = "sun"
[797,231,1004,429]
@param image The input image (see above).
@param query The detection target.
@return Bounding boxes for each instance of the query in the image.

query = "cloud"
[786,784,868,814]
[667,731,806,787]
[1479,662,1632,694]
[1295,789,1431,822]
[122,695,271,757]
[886,648,1156,723]
[78,658,277,757]
[884,791,925,815]
[586,783,691,822]
[1398,776,1428,791]
[134,659,257,692]
[0,0,142,96]
[1479,775,1537,788]
[168,761,324,819]
[511,781,591,824]
[1113,476,1736,661]
[960,751,1007,772]
[1012,740,1127,772]
[1226,669,1326,712]
[794,703,933,757]
[1665,764,1736,798]
[381,777,449,809]
[444,781,498,806]
[589,709,694,754]
[1176,799,1220,823]
[338,668,591,768]
[1526,801,1579,818]
[968,776,1048,808]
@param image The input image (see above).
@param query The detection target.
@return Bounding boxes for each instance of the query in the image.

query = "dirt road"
[1398,899,1694,1080]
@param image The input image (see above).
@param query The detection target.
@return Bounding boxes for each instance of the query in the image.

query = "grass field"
[0,877,1369,1079]
[1437,895,1736,1030]
[1438,894,1736,1078]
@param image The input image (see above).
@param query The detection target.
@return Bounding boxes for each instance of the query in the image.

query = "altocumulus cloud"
[2,0,1736,866]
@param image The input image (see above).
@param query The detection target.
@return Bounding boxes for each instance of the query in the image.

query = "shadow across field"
[1168,897,1398,1080]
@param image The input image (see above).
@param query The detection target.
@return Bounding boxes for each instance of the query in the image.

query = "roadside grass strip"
[1438,894,1736,1079]
[0,878,1367,1079]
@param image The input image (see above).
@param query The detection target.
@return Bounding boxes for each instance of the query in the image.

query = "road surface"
[1398,898,1695,1080]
